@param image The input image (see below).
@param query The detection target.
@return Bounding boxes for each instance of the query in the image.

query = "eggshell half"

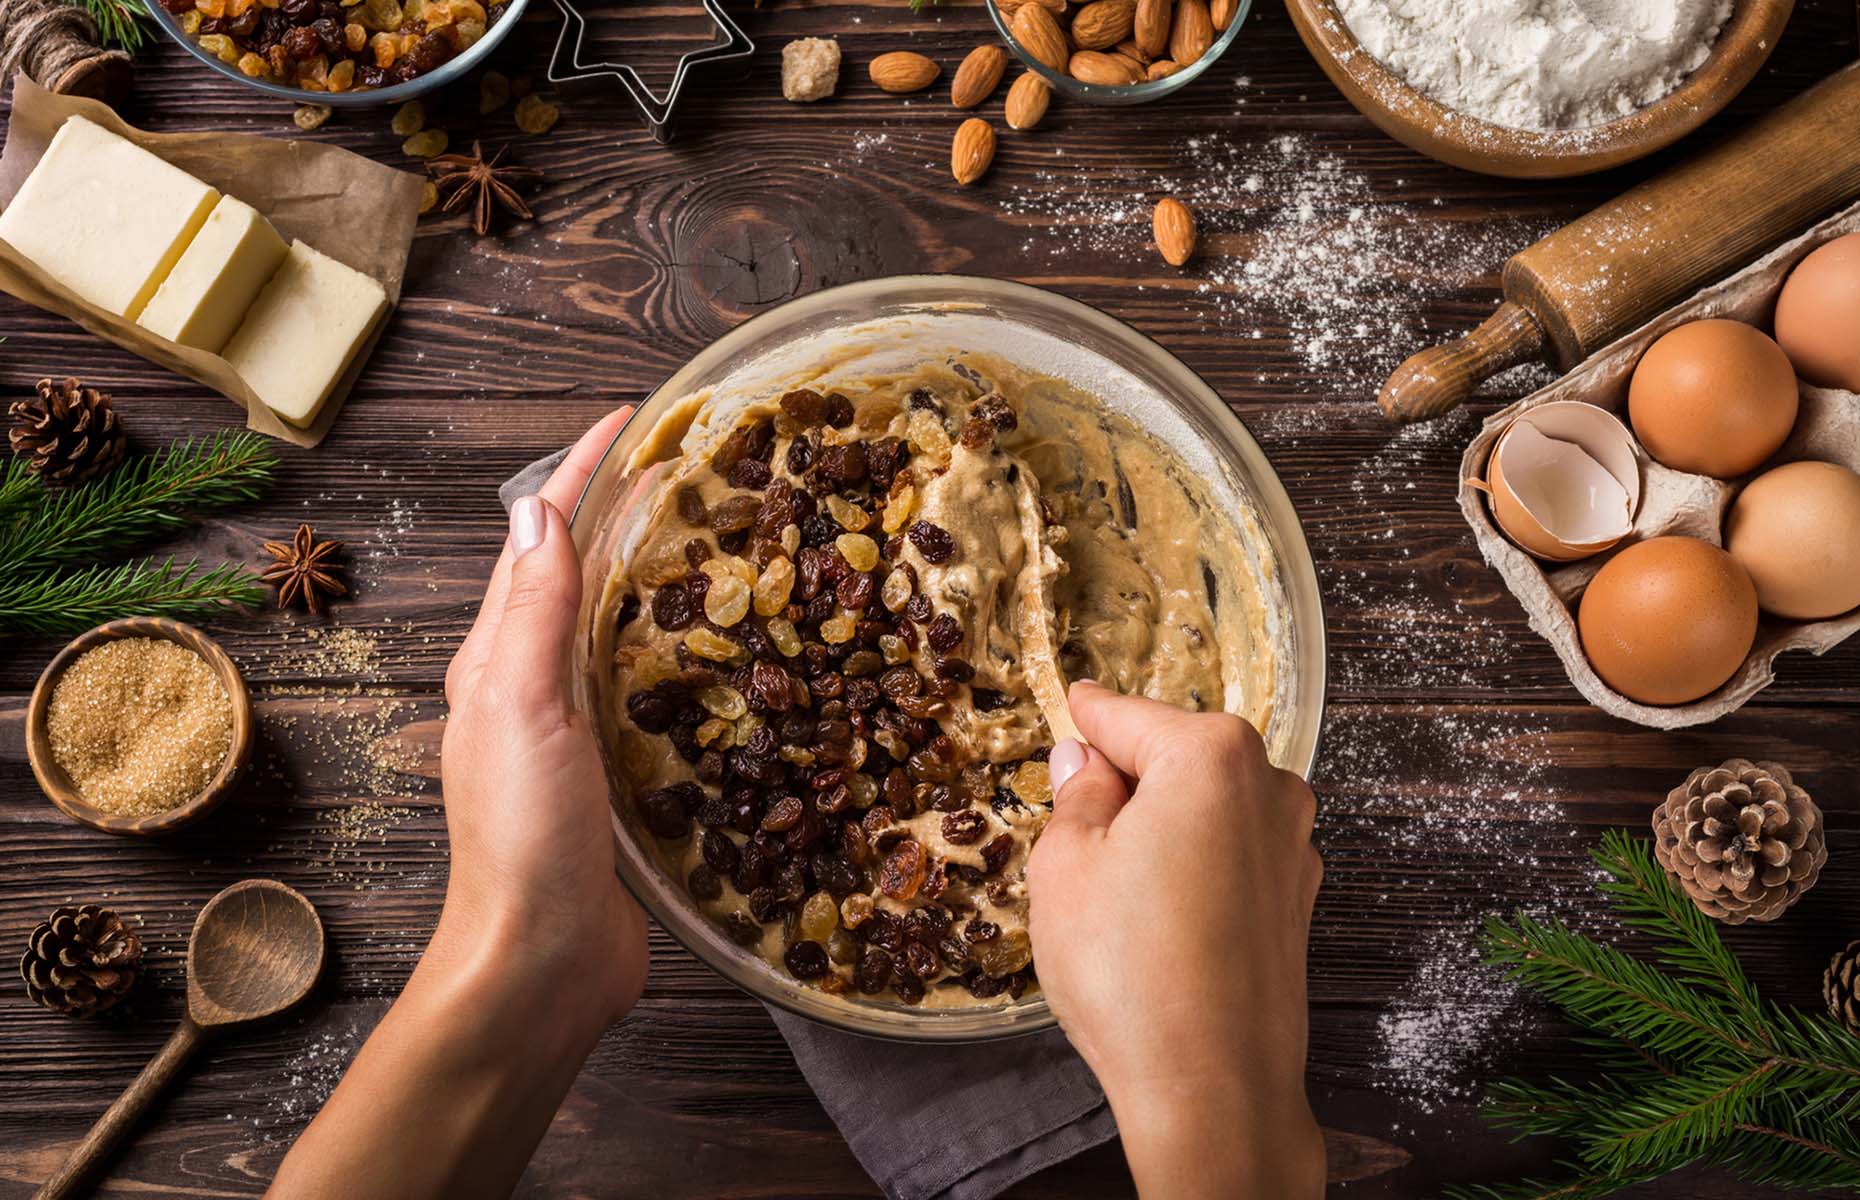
[1577,536,1758,707]
[1476,401,1641,562]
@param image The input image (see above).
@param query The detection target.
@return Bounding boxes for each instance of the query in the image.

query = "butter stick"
[222,241,387,428]
[138,197,289,353]
[0,116,220,320]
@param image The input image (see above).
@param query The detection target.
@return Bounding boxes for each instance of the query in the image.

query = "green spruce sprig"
[68,0,150,53]
[0,558,265,635]
[0,430,277,578]
[1448,830,1860,1200]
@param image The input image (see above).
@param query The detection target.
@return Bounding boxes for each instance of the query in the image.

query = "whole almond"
[1068,49,1141,86]
[1004,71,1051,129]
[1113,37,1153,65]
[951,45,1008,108]
[1069,0,1135,50]
[870,51,941,94]
[1133,0,1171,57]
[1168,0,1213,65]
[1011,4,1070,72]
[1210,0,1237,30]
[951,117,996,185]
[1146,58,1183,80]
[1025,0,1068,12]
[1153,197,1196,266]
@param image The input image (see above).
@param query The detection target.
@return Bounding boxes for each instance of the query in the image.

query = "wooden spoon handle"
[34,1017,206,1200]
[1378,301,1545,423]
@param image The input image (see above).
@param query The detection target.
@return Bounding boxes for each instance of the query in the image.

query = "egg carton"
[1458,200,1860,729]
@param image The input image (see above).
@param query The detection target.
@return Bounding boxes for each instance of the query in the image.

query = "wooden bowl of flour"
[1286,0,1795,178]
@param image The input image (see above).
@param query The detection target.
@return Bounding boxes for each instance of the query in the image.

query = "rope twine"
[0,0,128,95]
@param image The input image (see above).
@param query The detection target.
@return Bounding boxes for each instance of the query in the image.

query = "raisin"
[904,905,949,943]
[904,941,939,980]
[879,667,923,700]
[652,582,696,631]
[405,29,451,72]
[356,64,389,88]
[904,594,932,624]
[787,435,815,476]
[696,749,726,786]
[867,437,906,489]
[883,769,913,811]
[965,916,1001,943]
[942,810,987,845]
[972,687,1012,711]
[724,912,763,946]
[282,0,315,18]
[749,660,793,713]
[934,656,975,683]
[817,442,869,486]
[625,683,684,733]
[711,428,753,474]
[837,572,876,610]
[908,521,956,564]
[813,854,861,898]
[959,419,996,451]
[755,488,797,540]
[796,546,826,599]
[709,494,762,535]
[676,485,708,525]
[907,388,941,413]
[812,672,845,701]
[310,16,341,51]
[728,458,773,489]
[684,538,712,569]
[824,392,856,426]
[747,886,784,923]
[843,650,884,676]
[981,834,1014,874]
[973,395,1018,432]
[845,678,882,712]
[636,784,696,839]
[281,24,321,58]
[855,946,894,994]
[785,939,830,980]
[926,614,963,653]
[780,388,828,425]
[893,971,926,1004]
[878,839,928,900]
[701,830,740,874]
[687,863,723,901]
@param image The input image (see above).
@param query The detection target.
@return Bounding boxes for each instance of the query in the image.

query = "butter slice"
[137,197,289,353]
[222,241,387,428]
[0,117,220,320]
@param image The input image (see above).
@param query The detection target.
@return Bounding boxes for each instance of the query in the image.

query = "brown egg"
[1725,460,1860,620]
[1627,319,1799,478]
[1577,536,1758,706]
[1775,233,1860,392]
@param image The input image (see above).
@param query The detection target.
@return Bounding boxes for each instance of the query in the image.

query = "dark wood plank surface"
[3,1,1859,1195]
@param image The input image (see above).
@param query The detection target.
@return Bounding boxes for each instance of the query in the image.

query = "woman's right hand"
[1027,681,1325,1199]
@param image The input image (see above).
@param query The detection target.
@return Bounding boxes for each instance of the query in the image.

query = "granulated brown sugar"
[48,637,232,816]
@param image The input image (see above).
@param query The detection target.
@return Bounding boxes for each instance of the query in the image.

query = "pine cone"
[8,377,127,483]
[1652,759,1825,924]
[19,905,142,1017]
[1826,940,1860,1034]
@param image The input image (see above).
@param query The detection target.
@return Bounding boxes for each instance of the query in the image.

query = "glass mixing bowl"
[985,0,1251,106]
[567,275,1325,1041]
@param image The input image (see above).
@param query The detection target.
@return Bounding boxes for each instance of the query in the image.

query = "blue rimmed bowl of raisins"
[146,0,527,107]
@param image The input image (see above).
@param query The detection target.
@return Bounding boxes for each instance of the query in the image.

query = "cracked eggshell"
[1471,400,1642,562]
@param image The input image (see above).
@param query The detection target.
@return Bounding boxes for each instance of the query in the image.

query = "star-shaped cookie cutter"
[547,0,755,144]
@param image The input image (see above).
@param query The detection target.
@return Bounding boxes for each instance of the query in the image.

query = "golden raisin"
[697,685,747,721]
[417,180,438,214]
[826,495,869,532]
[480,69,510,113]
[685,627,740,662]
[390,99,425,136]
[754,556,795,616]
[820,611,857,644]
[882,482,916,534]
[766,617,802,657]
[836,533,879,573]
[293,103,333,131]
[704,575,751,627]
[514,92,560,134]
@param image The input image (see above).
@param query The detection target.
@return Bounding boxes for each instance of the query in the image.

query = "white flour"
[1335,0,1734,131]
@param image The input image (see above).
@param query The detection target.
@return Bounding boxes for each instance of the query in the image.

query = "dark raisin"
[878,839,928,900]
[687,864,723,901]
[930,784,965,813]
[971,687,1012,711]
[625,684,683,733]
[867,437,905,489]
[281,23,321,58]
[973,394,1018,432]
[883,769,913,811]
[814,854,862,898]
[780,388,828,425]
[817,442,869,486]
[812,672,845,701]
[702,830,740,874]
[784,939,830,980]
[832,571,870,610]
[405,29,451,71]
[651,582,696,631]
[748,886,784,923]
[934,656,975,683]
[676,485,708,525]
[904,905,949,943]
[682,538,712,568]
[710,427,753,475]
[755,487,797,539]
[856,946,894,994]
[959,419,996,451]
[282,0,315,19]
[845,678,882,712]
[986,878,1014,906]
[904,941,939,980]
[356,64,389,88]
[727,458,773,489]
[908,520,956,564]
[781,804,826,854]
[907,388,941,414]
[709,494,762,535]
[786,435,815,476]
[942,810,987,845]
[776,857,811,902]
[904,594,932,624]
[636,785,695,839]
[724,912,763,946]
[824,392,856,426]
[668,723,704,763]
[879,666,923,699]
[684,570,710,603]
[893,971,926,1004]
[796,546,826,599]
[805,593,837,626]
[964,916,1001,943]
[744,660,789,712]
[926,614,963,653]
[843,650,883,676]
[311,16,342,51]
[741,624,777,663]
[981,834,1014,874]
[696,749,726,786]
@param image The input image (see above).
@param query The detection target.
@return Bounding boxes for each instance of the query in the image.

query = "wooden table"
[3,2,1858,1195]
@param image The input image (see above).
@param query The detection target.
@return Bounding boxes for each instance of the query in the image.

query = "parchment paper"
[0,74,423,447]
[1459,201,1860,729]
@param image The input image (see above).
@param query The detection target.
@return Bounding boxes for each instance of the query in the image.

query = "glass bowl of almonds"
[987,0,1249,105]
[145,0,527,106]
[566,275,1324,1040]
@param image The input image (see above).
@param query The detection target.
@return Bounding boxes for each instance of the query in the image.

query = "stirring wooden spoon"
[35,879,325,1200]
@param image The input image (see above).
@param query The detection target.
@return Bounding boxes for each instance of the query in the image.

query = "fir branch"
[907,0,940,11]
[0,458,35,515]
[68,0,150,52]
[0,430,277,579]
[1444,1165,1665,1200]
[0,558,264,634]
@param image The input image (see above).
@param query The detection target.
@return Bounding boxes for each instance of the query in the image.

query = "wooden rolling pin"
[1381,61,1860,424]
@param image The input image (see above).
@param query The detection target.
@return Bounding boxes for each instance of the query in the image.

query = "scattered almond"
[1168,0,1213,66]
[1210,0,1237,30]
[1004,71,1051,129]
[1133,0,1171,57]
[1069,0,1135,50]
[1068,49,1141,86]
[1153,196,1196,266]
[1146,58,1183,80]
[951,117,996,185]
[951,45,1008,108]
[870,50,940,94]
[1011,4,1070,73]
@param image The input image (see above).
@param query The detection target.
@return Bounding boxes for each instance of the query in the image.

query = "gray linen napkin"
[500,451,1118,1200]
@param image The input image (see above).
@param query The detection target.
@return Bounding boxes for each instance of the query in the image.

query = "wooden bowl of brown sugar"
[26,618,254,837]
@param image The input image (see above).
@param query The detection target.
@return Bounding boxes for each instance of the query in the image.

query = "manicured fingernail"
[511,495,546,556]
[1049,738,1087,796]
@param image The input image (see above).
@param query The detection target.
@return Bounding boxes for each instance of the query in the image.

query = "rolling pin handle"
[1378,301,1545,424]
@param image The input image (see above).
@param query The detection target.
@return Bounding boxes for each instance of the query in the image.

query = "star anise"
[260,523,349,615]
[425,141,543,237]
